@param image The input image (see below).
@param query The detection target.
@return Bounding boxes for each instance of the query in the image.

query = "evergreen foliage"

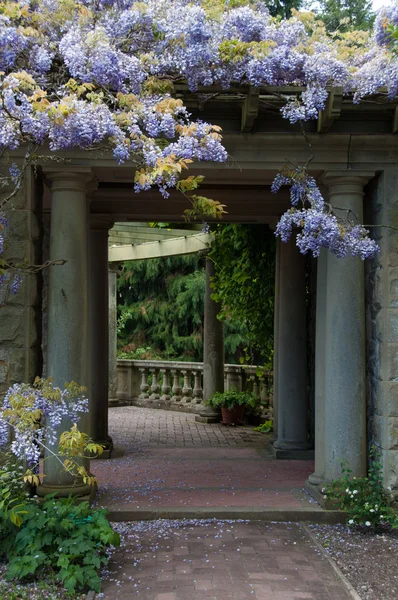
[316,0,374,32]
[209,224,276,366]
[117,253,249,363]
[264,0,303,19]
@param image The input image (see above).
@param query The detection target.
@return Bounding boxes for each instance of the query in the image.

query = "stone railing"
[113,359,273,417]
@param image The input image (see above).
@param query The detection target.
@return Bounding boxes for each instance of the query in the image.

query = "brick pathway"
[99,520,351,600]
[92,407,315,512]
[107,406,267,449]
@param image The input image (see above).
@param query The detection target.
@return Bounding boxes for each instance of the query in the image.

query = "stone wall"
[0,168,43,395]
[366,169,398,494]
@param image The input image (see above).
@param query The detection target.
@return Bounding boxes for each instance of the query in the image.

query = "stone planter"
[221,405,245,425]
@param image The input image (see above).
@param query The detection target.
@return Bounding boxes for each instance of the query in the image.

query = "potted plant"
[205,390,258,426]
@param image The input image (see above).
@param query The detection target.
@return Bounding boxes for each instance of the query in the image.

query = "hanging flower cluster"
[272,169,380,259]
[0,378,89,467]
[0,1,395,260]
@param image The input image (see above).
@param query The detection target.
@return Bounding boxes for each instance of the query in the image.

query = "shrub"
[254,420,273,433]
[205,390,258,410]
[2,495,120,594]
[324,446,398,531]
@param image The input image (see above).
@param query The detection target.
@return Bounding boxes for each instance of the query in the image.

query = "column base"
[308,471,324,486]
[91,436,113,459]
[195,406,220,424]
[272,441,314,460]
[36,480,97,503]
[305,480,329,508]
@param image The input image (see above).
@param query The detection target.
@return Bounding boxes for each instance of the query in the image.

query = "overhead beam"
[109,232,213,262]
[241,87,260,133]
[317,88,343,134]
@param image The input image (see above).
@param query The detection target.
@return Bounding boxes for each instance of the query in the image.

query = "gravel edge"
[85,591,96,600]
[303,524,362,600]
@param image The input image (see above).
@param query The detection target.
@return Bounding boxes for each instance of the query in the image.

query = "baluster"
[253,376,260,398]
[150,369,160,400]
[160,368,171,402]
[116,363,129,403]
[139,367,150,400]
[171,369,182,402]
[193,370,203,404]
[181,369,193,403]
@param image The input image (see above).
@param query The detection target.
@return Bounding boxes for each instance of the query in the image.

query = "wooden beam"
[241,87,260,133]
[108,233,213,262]
[317,88,343,134]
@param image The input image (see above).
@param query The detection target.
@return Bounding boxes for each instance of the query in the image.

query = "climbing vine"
[0,0,396,297]
[209,224,275,366]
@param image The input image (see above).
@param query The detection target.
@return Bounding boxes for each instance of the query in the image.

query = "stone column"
[274,237,310,456]
[271,237,281,441]
[88,217,114,458]
[108,269,118,405]
[37,169,93,498]
[321,172,374,482]
[196,256,224,423]
[308,249,327,485]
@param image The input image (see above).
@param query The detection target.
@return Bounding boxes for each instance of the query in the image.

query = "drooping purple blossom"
[0,381,89,466]
[0,1,392,261]
[272,172,379,259]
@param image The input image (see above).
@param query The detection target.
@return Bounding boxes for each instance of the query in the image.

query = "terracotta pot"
[221,405,245,426]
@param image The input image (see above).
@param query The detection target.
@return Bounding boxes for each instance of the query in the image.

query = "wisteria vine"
[0,1,397,263]
[0,379,100,485]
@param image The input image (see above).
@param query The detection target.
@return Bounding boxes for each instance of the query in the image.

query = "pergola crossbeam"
[241,87,260,132]
[317,88,343,134]
[109,232,213,262]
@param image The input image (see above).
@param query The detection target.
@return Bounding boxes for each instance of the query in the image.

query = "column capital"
[320,170,375,190]
[42,167,97,193]
[90,214,114,231]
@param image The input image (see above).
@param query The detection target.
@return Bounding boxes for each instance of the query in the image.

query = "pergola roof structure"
[108,223,213,262]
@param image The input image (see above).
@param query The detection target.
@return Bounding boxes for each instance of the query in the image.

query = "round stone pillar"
[108,269,118,404]
[88,218,114,458]
[308,249,327,485]
[274,237,310,454]
[321,172,374,482]
[196,256,224,423]
[37,169,93,498]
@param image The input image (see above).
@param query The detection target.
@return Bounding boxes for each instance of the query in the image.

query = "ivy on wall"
[209,224,276,367]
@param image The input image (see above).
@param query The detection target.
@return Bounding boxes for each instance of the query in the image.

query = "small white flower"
[370,509,374,513]
[345,488,350,493]
[323,495,327,499]
[365,521,371,526]
[34,555,40,559]
[353,490,358,495]
[381,515,384,519]
[348,519,354,525]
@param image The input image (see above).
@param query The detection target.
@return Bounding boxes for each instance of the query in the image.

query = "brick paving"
[92,407,315,511]
[100,520,351,600]
[107,406,268,449]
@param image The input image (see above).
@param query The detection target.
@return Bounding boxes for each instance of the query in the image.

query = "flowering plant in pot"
[205,390,258,426]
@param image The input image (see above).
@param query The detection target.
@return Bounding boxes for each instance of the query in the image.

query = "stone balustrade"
[113,359,273,418]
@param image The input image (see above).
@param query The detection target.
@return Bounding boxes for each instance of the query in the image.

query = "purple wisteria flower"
[0,381,89,466]
[272,171,379,259]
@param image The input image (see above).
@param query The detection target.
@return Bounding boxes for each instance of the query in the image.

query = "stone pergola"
[1,88,398,502]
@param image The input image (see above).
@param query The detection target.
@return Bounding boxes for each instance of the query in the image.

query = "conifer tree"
[317,0,374,31]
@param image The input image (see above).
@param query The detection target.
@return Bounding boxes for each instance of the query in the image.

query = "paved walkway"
[99,520,351,600]
[92,407,316,515]
[95,408,350,600]
[105,406,268,449]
